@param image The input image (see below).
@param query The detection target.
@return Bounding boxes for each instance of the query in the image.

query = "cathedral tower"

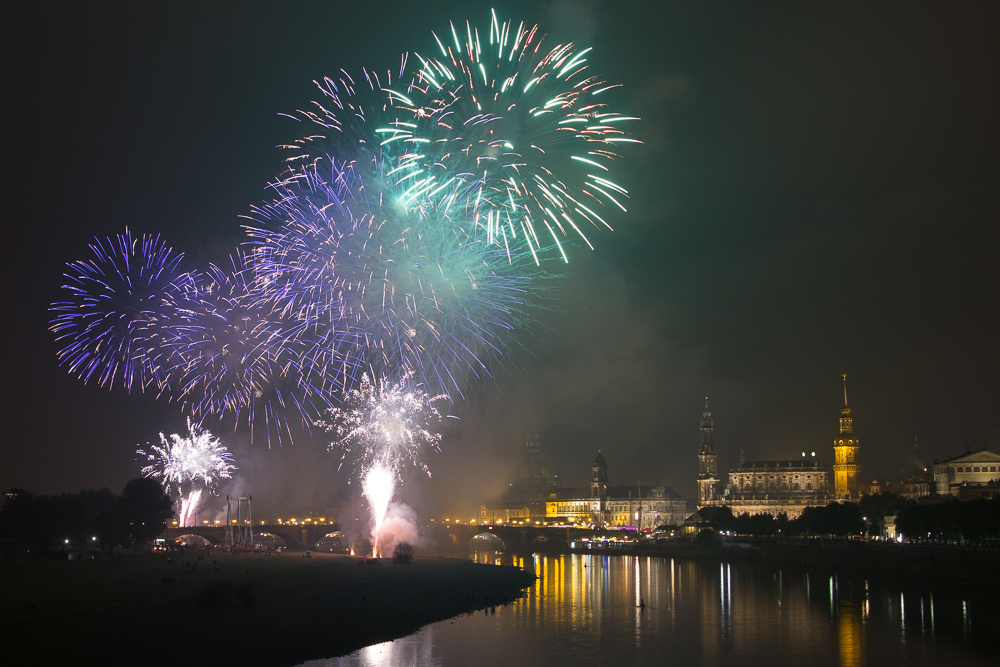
[697,397,720,505]
[590,450,608,524]
[523,432,550,490]
[591,451,608,499]
[832,374,860,498]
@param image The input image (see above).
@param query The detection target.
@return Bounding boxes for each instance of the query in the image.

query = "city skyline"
[4,1,998,518]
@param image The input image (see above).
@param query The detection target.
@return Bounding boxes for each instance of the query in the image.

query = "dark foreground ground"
[0,551,535,666]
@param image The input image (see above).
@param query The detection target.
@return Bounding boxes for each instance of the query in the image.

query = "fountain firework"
[361,464,396,557]
[137,418,236,526]
[317,373,446,554]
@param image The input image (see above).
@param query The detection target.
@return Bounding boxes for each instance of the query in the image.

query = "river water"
[302,552,997,666]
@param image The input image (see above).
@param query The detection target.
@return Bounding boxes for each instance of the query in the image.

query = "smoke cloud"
[374,502,421,557]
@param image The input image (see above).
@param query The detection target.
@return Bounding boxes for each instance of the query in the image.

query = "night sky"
[5,1,998,519]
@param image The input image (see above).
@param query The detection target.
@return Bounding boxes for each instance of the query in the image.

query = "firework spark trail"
[245,156,547,399]
[317,373,446,552]
[178,488,203,528]
[282,14,640,267]
[278,60,413,171]
[361,464,395,557]
[138,419,236,526]
[49,228,186,392]
[391,11,639,263]
[51,11,637,444]
[160,255,343,445]
[316,373,446,477]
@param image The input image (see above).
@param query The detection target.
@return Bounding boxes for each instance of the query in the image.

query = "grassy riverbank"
[0,551,535,666]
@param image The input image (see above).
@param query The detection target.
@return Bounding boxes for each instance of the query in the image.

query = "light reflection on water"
[303,553,997,667]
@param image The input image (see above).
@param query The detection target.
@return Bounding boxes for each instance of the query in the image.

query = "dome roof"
[594,450,607,466]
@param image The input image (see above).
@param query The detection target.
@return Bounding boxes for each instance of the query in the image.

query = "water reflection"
[839,598,862,667]
[306,554,997,667]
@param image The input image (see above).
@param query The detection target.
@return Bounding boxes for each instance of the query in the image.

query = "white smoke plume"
[374,502,421,557]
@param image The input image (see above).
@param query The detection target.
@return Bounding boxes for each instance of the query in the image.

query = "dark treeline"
[696,493,1000,545]
[0,478,173,557]
[895,498,1000,544]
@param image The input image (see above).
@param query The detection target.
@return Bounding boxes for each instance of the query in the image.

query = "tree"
[697,505,734,531]
[793,502,864,537]
[392,542,415,563]
[0,488,40,546]
[1,487,121,553]
[895,504,931,541]
[118,478,173,547]
[732,512,790,537]
[858,492,915,537]
[895,498,1000,544]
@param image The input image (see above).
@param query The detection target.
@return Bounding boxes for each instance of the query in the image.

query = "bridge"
[163,523,341,551]
[429,524,627,552]
[163,522,631,553]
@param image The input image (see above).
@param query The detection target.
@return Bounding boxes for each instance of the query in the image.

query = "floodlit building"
[481,435,690,529]
[932,447,1000,497]
[721,456,832,519]
[697,379,855,518]
[545,451,689,529]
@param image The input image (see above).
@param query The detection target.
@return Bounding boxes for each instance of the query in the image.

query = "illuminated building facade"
[698,390,838,519]
[832,374,860,498]
[932,447,1000,497]
[481,438,689,528]
[723,457,832,518]
[545,451,689,529]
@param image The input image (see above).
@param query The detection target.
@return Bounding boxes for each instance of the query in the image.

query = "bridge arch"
[162,524,350,551]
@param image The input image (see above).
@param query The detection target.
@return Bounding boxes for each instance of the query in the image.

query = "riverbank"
[0,551,535,666]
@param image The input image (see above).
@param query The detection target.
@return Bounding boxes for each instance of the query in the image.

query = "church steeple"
[591,450,608,499]
[697,396,719,505]
[700,396,715,452]
[833,374,860,498]
[839,374,853,435]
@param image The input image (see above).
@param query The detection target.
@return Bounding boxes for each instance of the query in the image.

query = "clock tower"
[832,374,860,498]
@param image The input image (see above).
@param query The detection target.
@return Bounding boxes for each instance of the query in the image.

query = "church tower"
[832,374,860,498]
[697,397,720,505]
[523,432,550,491]
[591,451,608,499]
[590,450,608,524]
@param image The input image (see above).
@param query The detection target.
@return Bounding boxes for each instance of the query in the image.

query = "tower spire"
[833,374,859,498]
[697,397,719,505]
